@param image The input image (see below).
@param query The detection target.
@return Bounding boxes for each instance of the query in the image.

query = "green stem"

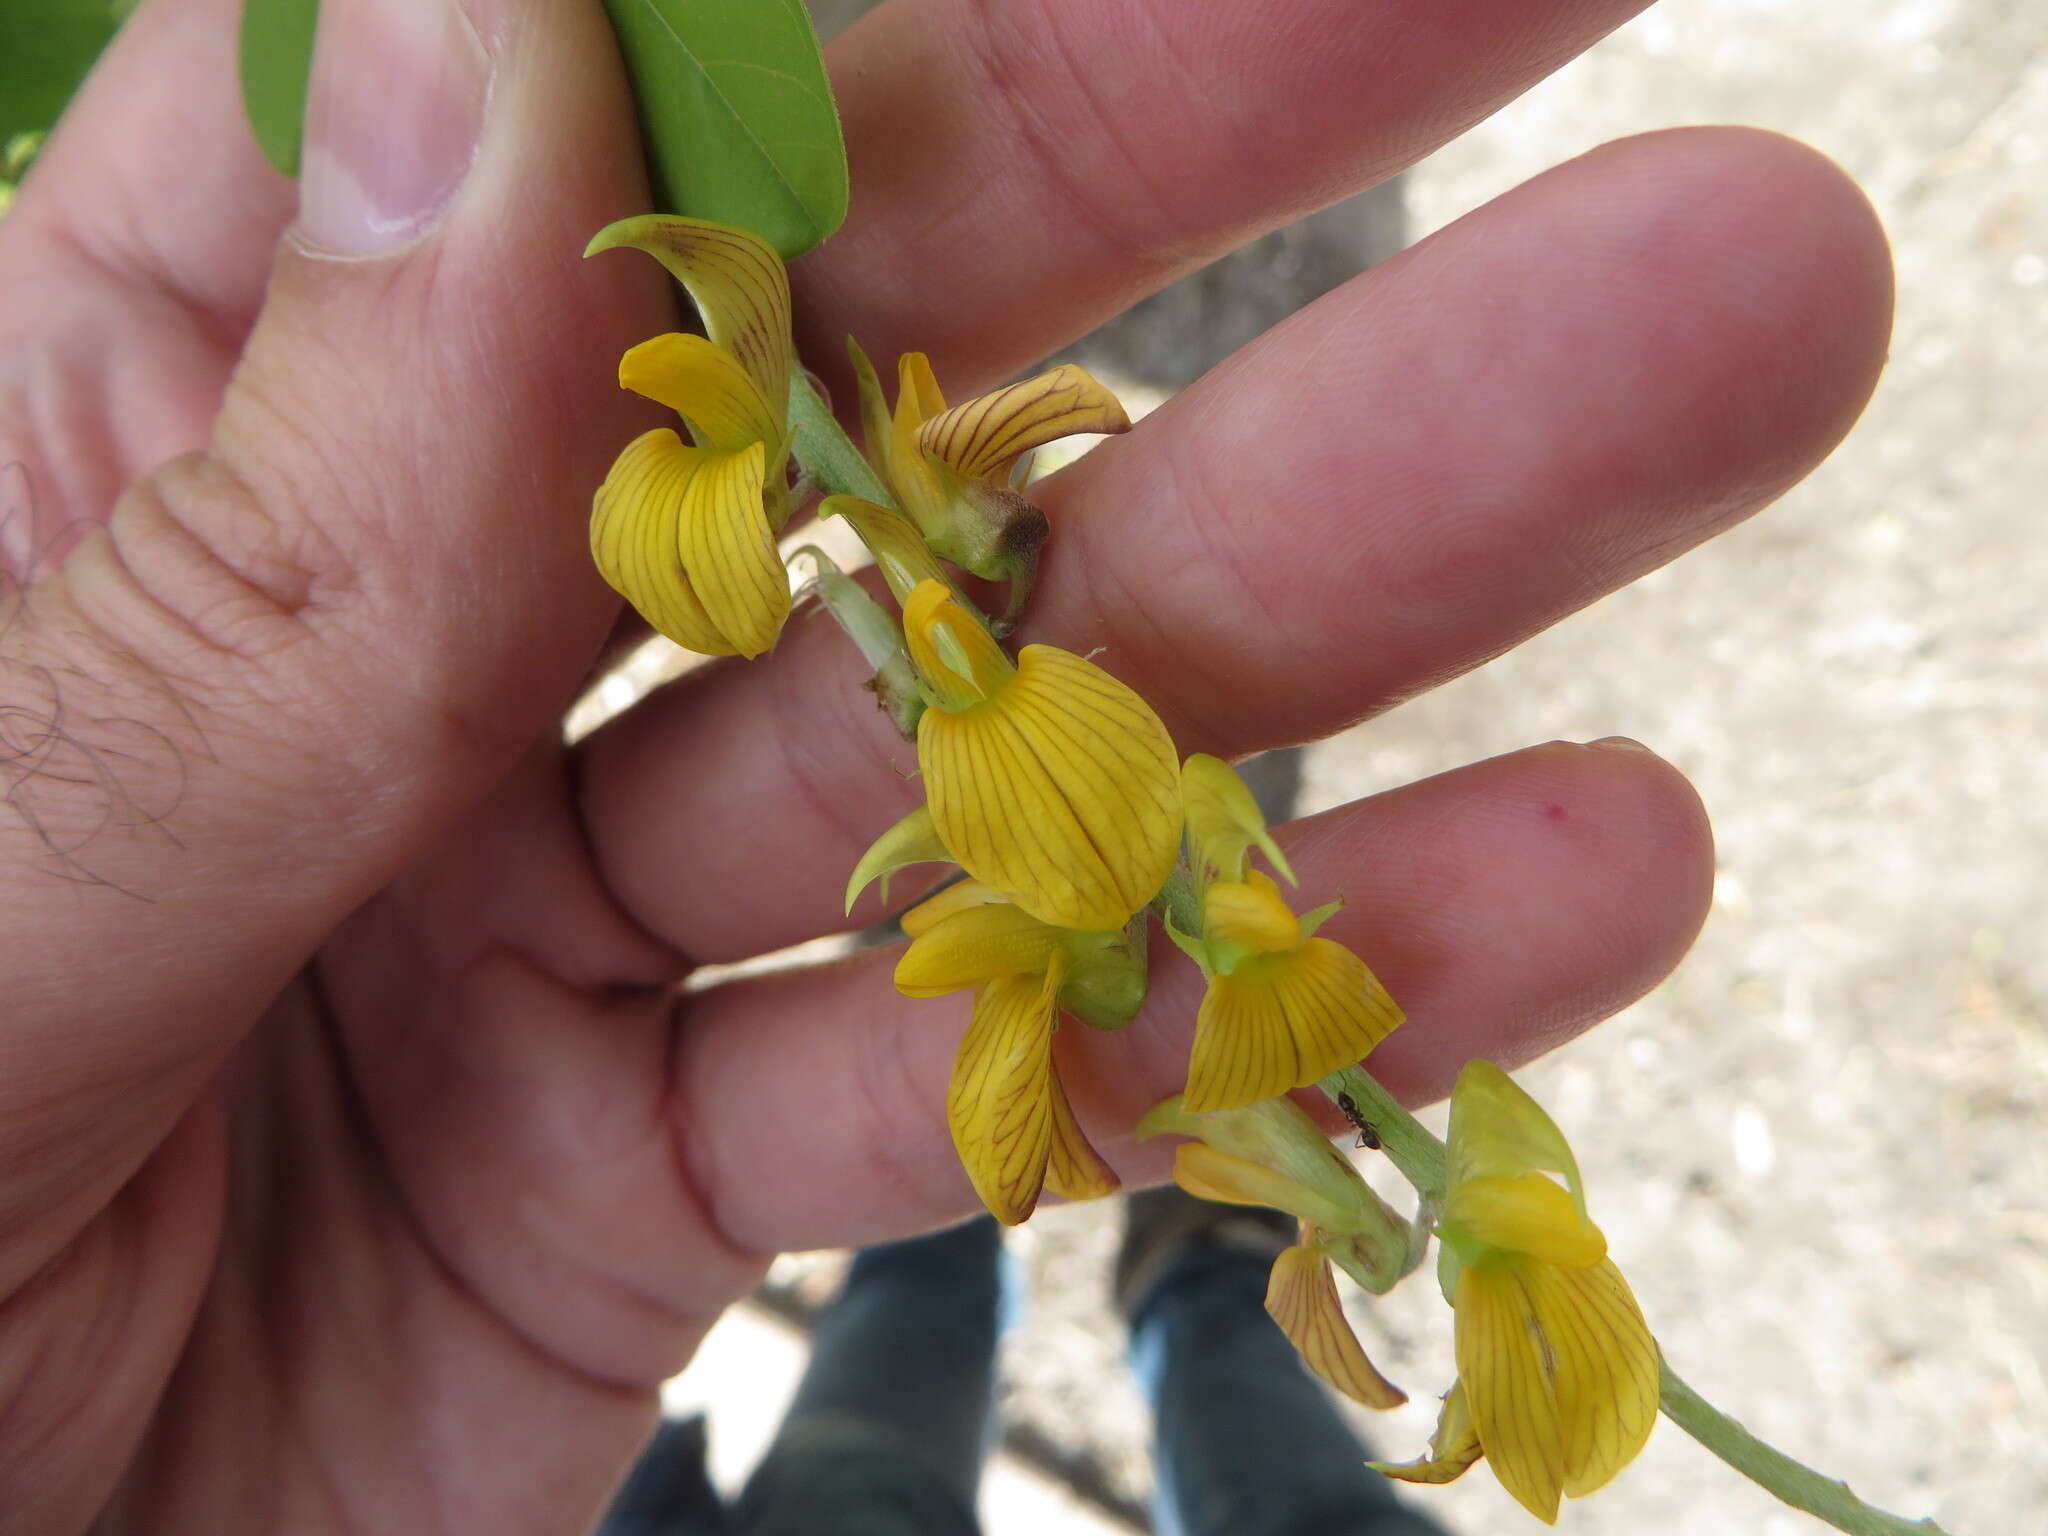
[788,372,894,507]
[1318,1064,1446,1203]
[1315,1066,1959,1536]
[1658,1363,1953,1535]
[1152,864,1203,938]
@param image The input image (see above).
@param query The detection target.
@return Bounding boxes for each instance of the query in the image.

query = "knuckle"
[60,452,335,702]
[0,453,376,841]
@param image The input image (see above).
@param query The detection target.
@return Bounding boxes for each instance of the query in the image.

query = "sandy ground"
[662,2,2048,1533]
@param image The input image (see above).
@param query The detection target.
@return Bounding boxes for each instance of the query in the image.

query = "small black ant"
[1336,1091,1381,1151]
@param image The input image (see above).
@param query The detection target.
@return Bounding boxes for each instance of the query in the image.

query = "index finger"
[798,0,1652,387]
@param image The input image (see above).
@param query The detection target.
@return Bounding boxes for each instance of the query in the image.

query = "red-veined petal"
[1264,1244,1406,1409]
[916,363,1129,482]
[946,964,1062,1225]
[1183,938,1402,1113]
[1456,1259,1567,1524]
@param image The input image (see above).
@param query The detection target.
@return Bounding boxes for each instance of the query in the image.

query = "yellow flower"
[1138,1093,1415,1408]
[586,215,796,658]
[898,579,1181,932]
[1172,756,1402,1113]
[849,342,1129,622]
[896,882,1140,1224]
[1373,1061,1660,1524]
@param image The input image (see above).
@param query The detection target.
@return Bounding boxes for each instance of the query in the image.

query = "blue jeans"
[597,1215,1449,1536]
[1130,1242,1449,1536]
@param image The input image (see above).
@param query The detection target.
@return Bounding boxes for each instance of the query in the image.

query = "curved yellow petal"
[587,215,792,420]
[620,333,782,453]
[895,901,1068,997]
[1443,1173,1606,1270]
[1531,1259,1658,1498]
[676,440,787,658]
[1263,1245,1406,1409]
[1455,1260,1567,1524]
[1182,753,1295,885]
[916,363,1130,483]
[1448,1059,1589,1219]
[590,429,734,656]
[1370,1381,1484,1486]
[1044,1065,1120,1203]
[946,961,1062,1226]
[1183,938,1404,1113]
[919,642,1182,932]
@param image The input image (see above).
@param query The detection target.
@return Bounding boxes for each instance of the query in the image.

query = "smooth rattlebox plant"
[577,164,1954,1536]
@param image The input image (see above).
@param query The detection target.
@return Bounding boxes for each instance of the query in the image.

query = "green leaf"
[599,0,847,260]
[239,0,320,177]
[0,0,126,144]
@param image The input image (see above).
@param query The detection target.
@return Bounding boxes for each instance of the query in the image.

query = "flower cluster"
[1370,1061,1660,1523]
[587,214,1660,1524]
[1140,1066,1659,1524]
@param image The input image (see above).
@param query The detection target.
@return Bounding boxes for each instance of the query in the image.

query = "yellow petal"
[590,430,785,657]
[1443,1172,1607,1270]
[895,901,1068,997]
[1171,1143,1363,1233]
[946,960,1063,1225]
[1182,753,1296,885]
[902,578,1014,710]
[1448,1060,1590,1221]
[918,641,1182,932]
[899,878,1007,939]
[1455,1260,1567,1524]
[1183,938,1404,1113]
[678,441,788,658]
[1044,1065,1120,1203]
[587,215,792,423]
[1202,871,1303,955]
[881,352,954,533]
[1531,1259,1659,1498]
[1263,1245,1406,1409]
[620,333,782,453]
[916,363,1131,483]
[896,351,948,425]
[1370,1381,1485,1486]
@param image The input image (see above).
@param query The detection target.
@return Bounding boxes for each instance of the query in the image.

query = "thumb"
[1,0,661,1260]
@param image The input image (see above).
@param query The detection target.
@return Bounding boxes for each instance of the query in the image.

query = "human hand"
[0,0,1890,1530]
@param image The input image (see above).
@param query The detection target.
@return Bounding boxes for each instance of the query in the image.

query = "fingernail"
[298,0,489,255]
[1586,735,1654,755]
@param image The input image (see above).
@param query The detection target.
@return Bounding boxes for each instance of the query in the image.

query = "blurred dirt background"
[660,2,2048,1533]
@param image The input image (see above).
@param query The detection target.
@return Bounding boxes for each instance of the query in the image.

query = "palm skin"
[0,0,1890,1532]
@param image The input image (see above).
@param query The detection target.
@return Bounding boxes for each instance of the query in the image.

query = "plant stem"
[1319,1064,1446,1202]
[1318,1066,1961,1536]
[788,372,894,507]
[1657,1363,1952,1535]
